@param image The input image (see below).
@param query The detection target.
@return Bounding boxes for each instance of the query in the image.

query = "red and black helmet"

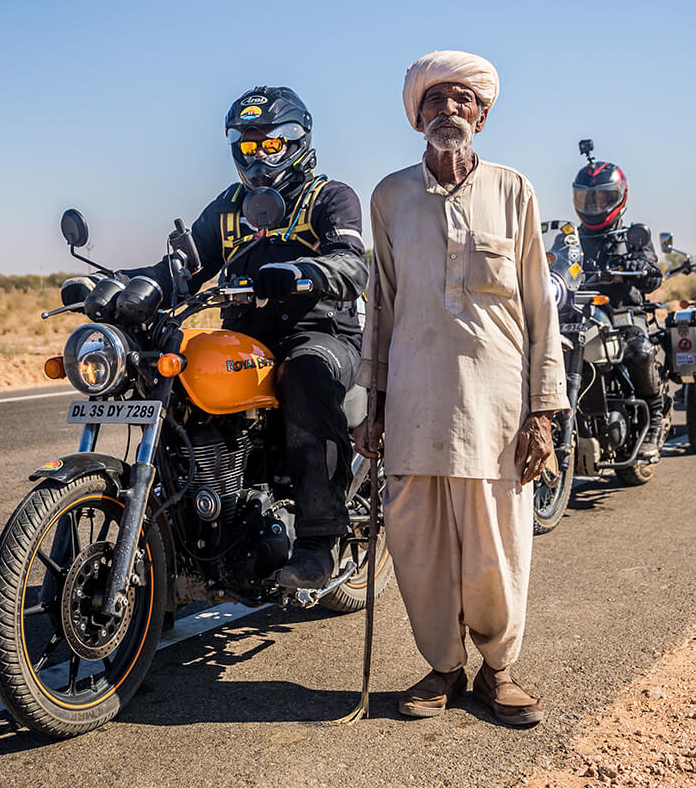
[572,161,628,232]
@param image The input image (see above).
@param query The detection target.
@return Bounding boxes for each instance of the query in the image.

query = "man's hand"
[254,263,304,300]
[353,414,385,459]
[515,411,554,485]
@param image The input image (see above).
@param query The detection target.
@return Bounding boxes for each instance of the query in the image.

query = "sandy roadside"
[0,353,57,391]
[527,633,696,787]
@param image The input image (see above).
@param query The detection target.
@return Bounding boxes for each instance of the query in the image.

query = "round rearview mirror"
[626,223,651,250]
[61,209,89,247]
[242,188,286,231]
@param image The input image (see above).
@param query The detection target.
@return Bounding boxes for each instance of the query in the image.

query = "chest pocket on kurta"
[467,230,517,298]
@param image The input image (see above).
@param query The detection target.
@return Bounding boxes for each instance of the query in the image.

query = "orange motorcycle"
[0,207,391,738]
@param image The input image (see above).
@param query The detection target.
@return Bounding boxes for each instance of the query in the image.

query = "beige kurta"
[357,156,569,480]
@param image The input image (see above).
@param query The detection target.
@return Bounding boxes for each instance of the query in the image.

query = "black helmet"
[572,161,628,232]
[225,86,315,196]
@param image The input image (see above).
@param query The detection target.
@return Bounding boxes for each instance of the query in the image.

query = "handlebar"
[605,269,648,277]
[215,279,313,302]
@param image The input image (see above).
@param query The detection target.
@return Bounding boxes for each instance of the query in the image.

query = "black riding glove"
[624,256,662,292]
[254,262,325,300]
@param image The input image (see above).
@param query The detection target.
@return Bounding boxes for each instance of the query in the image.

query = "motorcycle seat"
[342,384,367,430]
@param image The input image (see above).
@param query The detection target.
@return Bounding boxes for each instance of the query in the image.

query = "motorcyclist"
[572,145,663,458]
[125,86,368,588]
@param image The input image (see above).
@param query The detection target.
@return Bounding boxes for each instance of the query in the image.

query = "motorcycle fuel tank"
[178,329,279,414]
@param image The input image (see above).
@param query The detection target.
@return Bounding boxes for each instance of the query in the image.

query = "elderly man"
[354,50,568,725]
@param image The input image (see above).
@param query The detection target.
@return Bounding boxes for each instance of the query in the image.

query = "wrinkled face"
[418,82,488,150]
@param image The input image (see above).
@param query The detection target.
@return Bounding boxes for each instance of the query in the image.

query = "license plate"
[613,311,634,327]
[67,400,162,424]
[560,323,584,333]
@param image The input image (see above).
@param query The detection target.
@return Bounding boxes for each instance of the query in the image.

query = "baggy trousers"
[383,475,533,673]
[273,331,360,538]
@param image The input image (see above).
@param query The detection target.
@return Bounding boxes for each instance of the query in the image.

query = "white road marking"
[0,602,263,714]
[0,390,73,405]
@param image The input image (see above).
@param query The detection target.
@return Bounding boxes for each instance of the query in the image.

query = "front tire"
[533,444,575,535]
[0,474,166,738]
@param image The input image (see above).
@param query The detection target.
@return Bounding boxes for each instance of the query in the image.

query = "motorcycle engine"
[187,421,250,530]
[604,407,629,450]
[179,419,294,598]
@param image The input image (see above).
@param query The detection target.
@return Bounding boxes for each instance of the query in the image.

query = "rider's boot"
[275,536,338,589]
[638,394,663,459]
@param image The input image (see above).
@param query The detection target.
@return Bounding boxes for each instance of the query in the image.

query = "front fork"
[558,340,585,471]
[78,355,178,617]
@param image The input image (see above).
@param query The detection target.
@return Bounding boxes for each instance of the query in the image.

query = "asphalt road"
[0,387,695,788]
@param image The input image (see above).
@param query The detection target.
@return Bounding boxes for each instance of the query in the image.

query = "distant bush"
[0,272,78,293]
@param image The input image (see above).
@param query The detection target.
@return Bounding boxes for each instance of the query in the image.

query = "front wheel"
[0,474,166,738]
[533,443,575,535]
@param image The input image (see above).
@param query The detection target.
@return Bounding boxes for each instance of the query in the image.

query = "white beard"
[424,115,474,152]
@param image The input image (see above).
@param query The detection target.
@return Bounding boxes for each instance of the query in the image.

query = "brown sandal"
[398,668,468,718]
[472,663,544,726]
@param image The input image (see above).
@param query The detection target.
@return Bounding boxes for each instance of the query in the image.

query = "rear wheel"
[615,462,658,486]
[0,474,165,738]
[320,459,392,613]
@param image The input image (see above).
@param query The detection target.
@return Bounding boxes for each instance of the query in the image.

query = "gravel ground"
[528,633,696,787]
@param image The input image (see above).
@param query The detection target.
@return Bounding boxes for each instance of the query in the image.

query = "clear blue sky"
[1,0,695,276]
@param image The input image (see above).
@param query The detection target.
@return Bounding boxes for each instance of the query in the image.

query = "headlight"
[548,271,568,310]
[63,324,129,395]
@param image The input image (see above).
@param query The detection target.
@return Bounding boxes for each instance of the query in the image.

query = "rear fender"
[29,452,129,490]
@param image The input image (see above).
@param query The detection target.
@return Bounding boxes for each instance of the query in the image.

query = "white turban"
[402,50,500,130]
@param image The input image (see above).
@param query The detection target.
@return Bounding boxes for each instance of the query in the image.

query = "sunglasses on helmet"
[237,138,285,156]
[226,122,306,149]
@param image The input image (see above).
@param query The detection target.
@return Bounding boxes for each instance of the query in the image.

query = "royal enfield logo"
[241,95,268,106]
[226,356,276,372]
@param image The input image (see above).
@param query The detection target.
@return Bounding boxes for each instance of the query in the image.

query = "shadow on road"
[0,716,54,755]
[118,605,408,726]
[568,475,624,511]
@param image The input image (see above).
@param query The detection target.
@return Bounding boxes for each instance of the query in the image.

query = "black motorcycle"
[533,220,668,534]
[0,198,391,738]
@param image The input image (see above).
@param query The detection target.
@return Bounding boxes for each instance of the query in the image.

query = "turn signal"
[679,299,691,309]
[44,356,66,379]
[593,295,610,306]
[157,353,186,377]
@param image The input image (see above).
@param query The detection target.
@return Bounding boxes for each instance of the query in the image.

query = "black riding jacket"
[579,223,661,308]
[127,178,367,349]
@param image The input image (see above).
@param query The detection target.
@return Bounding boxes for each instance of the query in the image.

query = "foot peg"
[268,560,357,608]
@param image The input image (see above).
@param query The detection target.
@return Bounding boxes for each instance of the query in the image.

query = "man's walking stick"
[331,270,382,725]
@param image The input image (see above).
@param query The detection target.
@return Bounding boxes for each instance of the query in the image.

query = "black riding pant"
[622,326,660,397]
[622,326,662,422]
[272,331,360,538]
